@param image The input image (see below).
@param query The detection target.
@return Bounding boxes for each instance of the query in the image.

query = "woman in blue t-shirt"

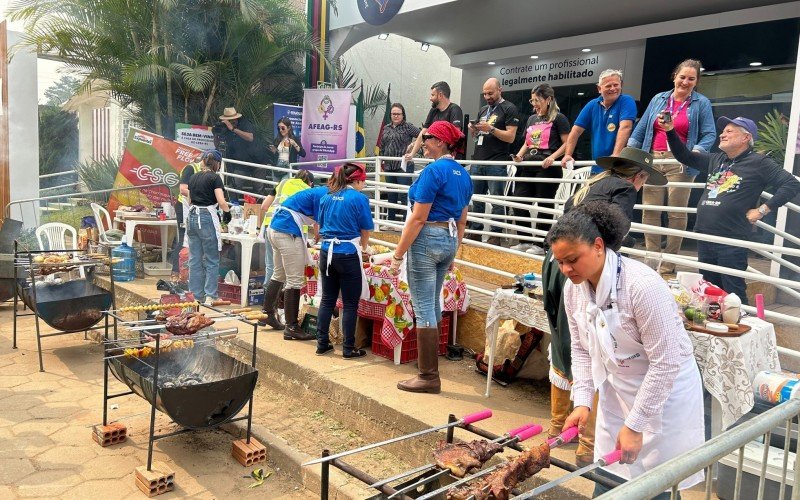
[389,121,473,394]
[315,163,374,359]
[265,184,329,340]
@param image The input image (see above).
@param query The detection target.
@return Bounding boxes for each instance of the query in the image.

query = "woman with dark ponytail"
[315,163,374,359]
[550,201,704,497]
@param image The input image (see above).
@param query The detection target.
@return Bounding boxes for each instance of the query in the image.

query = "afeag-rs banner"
[300,89,351,172]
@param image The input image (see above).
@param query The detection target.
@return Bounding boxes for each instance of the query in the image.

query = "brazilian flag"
[355,85,366,157]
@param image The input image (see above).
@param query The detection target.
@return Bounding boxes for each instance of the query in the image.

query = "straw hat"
[219,107,242,120]
[595,147,667,186]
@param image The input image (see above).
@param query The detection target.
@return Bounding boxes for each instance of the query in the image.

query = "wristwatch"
[758,205,769,215]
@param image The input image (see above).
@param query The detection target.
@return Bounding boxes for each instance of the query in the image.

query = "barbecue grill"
[102,304,260,472]
[0,218,22,302]
[12,241,116,371]
[308,413,622,499]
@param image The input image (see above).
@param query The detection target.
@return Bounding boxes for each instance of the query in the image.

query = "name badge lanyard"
[708,151,751,199]
[477,105,495,146]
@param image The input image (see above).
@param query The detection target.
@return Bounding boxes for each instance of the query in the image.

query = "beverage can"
[754,371,800,404]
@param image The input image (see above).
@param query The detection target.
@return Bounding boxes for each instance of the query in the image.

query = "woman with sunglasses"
[512,84,571,255]
[378,103,420,226]
[269,117,306,181]
[315,163,374,359]
[390,121,472,393]
[551,201,703,497]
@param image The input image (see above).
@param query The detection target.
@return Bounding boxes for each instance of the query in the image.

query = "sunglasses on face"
[422,134,436,141]
[391,112,403,116]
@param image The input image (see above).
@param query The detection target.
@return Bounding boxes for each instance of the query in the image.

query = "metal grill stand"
[101,303,261,488]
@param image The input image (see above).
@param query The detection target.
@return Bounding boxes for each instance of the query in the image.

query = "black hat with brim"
[596,147,667,186]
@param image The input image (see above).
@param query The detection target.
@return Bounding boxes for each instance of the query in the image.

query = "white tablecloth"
[484,288,551,396]
[689,317,780,430]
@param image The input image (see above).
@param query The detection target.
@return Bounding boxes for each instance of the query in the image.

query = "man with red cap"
[391,121,473,393]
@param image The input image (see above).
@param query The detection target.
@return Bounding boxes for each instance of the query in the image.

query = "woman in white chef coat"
[552,201,704,498]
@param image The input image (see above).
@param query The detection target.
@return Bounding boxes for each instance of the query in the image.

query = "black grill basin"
[107,344,258,429]
[17,279,112,332]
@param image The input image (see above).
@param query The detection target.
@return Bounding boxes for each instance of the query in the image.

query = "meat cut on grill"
[433,439,505,477]
[165,312,214,335]
[446,442,551,500]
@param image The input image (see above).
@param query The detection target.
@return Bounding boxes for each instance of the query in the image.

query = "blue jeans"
[697,240,749,305]
[264,237,275,283]
[470,164,506,233]
[407,225,457,328]
[187,209,220,301]
[317,251,362,354]
[385,170,412,223]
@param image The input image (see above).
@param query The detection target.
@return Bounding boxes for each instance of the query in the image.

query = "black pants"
[385,169,412,223]
[171,202,185,273]
[317,251,362,354]
[513,164,562,235]
[697,240,750,305]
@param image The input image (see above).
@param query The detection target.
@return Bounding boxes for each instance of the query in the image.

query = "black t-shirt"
[423,102,464,129]
[523,113,570,154]
[218,117,256,162]
[667,129,800,240]
[188,170,224,207]
[472,100,520,161]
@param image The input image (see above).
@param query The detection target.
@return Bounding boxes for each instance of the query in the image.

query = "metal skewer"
[416,426,579,500]
[302,409,493,467]
[512,449,623,499]
[384,424,543,499]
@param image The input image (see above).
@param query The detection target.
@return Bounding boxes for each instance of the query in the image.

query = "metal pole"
[146,335,161,471]
[28,249,45,372]
[102,312,109,426]
[446,414,456,444]
[246,321,257,443]
[12,240,18,349]
[321,450,330,500]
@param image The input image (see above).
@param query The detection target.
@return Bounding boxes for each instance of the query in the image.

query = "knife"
[513,449,623,499]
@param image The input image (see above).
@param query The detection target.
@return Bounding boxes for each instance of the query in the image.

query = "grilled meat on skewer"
[446,442,550,500]
[165,312,214,335]
[434,439,505,477]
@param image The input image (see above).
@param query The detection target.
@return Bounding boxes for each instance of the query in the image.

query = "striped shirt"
[380,121,420,172]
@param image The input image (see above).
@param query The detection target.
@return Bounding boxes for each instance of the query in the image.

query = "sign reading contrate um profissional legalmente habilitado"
[109,128,202,244]
[495,49,630,91]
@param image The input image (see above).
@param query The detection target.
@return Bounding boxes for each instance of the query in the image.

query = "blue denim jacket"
[627,90,716,177]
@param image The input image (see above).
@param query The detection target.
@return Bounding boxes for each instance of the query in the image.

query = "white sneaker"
[510,243,533,251]
[204,296,215,306]
[526,245,545,256]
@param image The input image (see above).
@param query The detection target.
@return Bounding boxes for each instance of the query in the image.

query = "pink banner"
[300,89,351,172]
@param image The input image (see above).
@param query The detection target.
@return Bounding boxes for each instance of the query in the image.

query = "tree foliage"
[755,109,789,165]
[11,0,318,141]
[39,76,80,180]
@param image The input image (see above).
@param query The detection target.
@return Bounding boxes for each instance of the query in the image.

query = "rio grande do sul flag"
[109,128,202,243]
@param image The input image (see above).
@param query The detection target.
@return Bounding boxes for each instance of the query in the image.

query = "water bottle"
[112,242,137,282]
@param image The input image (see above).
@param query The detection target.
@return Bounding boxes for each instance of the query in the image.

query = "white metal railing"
[217,156,800,322]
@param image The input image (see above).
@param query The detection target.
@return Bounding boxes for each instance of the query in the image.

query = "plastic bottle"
[111,242,137,282]
[229,202,244,234]
[704,286,726,321]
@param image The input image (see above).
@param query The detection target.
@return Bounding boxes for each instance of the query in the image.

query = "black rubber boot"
[283,288,314,340]
[258,279,285,330]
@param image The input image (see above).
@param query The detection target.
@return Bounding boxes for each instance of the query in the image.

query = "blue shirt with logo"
[318,187,374,254]
[409,157,473,221]
[574,94,638,173]
[269,186,328,237]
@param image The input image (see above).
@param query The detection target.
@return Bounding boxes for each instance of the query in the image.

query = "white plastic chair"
[36,222,77,251]
[554,166,593,212]
[90,203,123,247]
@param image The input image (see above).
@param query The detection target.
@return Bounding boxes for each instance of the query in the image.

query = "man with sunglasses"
[467,78,520,246]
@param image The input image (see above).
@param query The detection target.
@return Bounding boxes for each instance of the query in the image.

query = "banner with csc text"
[300,89,351,171]
[109,128,202,244]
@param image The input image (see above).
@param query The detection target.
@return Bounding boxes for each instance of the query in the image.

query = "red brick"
[91,423,127,447]
[231,437,267,467]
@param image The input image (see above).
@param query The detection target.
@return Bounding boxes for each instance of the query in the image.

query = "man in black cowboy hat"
[215,107,257,191]
[663,115,800,303]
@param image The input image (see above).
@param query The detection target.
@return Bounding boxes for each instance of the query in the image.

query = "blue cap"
[202,149,222,162]
[717,116,758,141]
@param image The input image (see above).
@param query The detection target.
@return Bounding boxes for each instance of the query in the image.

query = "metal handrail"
[597,397,800,499]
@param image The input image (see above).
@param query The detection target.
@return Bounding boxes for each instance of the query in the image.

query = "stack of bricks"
[135,461,175,497]
[231,437,267,466]
[91,423,127,447]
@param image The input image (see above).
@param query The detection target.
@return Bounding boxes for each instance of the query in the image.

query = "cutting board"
[685,322,752,337]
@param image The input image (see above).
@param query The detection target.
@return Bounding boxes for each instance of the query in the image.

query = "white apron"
[583,251,704,489]
[187,204,222,251]
[322,236,369,300]
[273,205,315,266]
